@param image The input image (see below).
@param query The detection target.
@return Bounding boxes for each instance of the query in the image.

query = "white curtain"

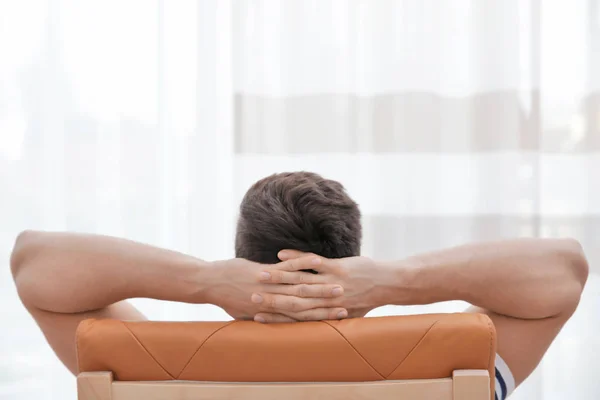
[1,1,599,399]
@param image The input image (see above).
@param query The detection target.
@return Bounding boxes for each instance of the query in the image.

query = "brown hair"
[235,172,362,264]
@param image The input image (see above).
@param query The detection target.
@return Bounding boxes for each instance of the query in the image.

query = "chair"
[76,313,496,400]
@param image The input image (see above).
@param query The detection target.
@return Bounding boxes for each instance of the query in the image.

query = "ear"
[277,249,309,261]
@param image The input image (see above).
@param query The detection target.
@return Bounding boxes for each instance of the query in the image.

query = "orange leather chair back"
[77,313,496,385]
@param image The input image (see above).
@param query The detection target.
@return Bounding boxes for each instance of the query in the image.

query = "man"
[11,172,588,400]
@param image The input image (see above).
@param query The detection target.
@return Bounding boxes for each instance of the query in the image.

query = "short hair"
[235,171,362,264]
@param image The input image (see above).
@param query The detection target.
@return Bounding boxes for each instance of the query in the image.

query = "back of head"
[235,172,362,264]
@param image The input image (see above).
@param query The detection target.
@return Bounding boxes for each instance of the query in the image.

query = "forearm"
[378,238,588,319]
[10,231,211,313]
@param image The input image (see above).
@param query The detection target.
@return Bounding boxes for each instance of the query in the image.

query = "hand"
[204,256,348,322]
[254,250,388,323]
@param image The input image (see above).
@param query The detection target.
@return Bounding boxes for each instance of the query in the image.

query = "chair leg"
[77,372,113,400]
[453,370,490,400]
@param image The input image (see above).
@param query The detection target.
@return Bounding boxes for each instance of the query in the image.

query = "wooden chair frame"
[78,370,490,400]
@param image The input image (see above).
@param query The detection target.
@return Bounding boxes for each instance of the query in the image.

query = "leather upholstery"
[77,313,495,384]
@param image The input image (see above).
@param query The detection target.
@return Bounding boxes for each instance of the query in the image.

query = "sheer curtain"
[1,1,599,399]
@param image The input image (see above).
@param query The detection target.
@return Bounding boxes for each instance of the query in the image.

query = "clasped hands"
[206,250,387,323]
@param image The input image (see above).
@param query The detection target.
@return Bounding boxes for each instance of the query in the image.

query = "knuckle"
[281,261,290,272]
[290,298,300,312]
[298,284,309,297]
[268,296,277,309]
[288,259,298,271]
[297,272,306,284]
[272,272,283,283]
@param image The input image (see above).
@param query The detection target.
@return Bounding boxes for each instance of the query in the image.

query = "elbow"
[10,230,43,305]
[556,238,589,313]
[10,230,37,278]
[560,238,589,288]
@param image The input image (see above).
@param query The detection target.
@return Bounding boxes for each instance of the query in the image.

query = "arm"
[379,238,588,320]
[10,230,211,374]
[10,231,345,374]
[264,238,589,388]
[376,238,589,387]
[10,231,209,313]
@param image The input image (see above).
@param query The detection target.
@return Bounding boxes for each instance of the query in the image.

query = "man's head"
[235,172,362,264]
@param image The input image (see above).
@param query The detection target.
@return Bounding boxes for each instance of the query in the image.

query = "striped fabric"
[495,354,516,400]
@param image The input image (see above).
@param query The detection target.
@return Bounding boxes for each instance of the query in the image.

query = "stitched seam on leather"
[175,321,236,379]
[75,323,83,374]
[76,319,95,374]
[384,318,441,379]
[121,321,177,380]
[486,316,494,400]
[321,321,385,380]
[487,317,493,371]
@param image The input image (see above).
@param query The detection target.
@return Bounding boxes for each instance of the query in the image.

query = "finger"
[264,283,344,298]
[278,249,309,261]
[276,252,336,275]
[281,307,349,322]
[278,255,323,272]
[254,313,296,324]
[258,255,324,283]
[251,293,342,313]
[260,269,327,284]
